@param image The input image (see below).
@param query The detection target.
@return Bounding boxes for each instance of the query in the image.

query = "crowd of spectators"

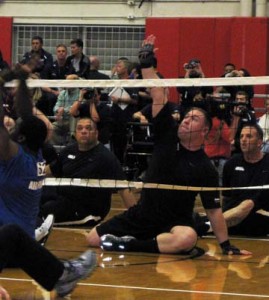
[1,33,269,236]
[1,33,269,297]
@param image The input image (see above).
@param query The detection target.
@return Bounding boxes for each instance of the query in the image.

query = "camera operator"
[70,88,112,148]
[230,90,256,154]
[204,96,232,186]
[177,59,213,113]
[225,68,254,102]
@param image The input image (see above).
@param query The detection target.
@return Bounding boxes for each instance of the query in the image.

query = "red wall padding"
[146,17,269,104]
[0,17,13,65]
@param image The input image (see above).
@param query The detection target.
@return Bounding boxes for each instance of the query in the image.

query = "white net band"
[4,76,269,88]
[43,178,269,192]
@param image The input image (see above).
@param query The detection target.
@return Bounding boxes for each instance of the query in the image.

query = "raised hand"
[138,35,157,68]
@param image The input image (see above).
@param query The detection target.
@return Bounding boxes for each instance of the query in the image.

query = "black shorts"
[228,211,269,236]
[96,204,194,240]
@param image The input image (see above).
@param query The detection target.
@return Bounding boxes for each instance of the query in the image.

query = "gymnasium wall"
[146,17,269,104]
[0,17,13,65]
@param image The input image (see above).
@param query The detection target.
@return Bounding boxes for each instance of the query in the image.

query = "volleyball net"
[6,76,269,192]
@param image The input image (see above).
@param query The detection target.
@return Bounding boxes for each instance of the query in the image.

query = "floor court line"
[78,282,269,298]
[1,277,268,299]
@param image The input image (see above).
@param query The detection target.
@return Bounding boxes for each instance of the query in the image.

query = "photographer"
[225,68,254,102]
[230,91,256,154]
[177,59,213,113]
[50,74,80,145]
[204,97,231,186]
[70,87,112,148]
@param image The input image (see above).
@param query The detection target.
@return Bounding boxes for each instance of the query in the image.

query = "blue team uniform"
[0,145,45,238]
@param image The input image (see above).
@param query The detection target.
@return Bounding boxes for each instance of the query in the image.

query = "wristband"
[138,44,155,68]
[220,240,241,255]
[220,240,230,249]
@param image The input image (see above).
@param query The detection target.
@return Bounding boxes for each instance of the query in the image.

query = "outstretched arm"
[14,76,33,119]
[0,71,19,160]
[139,35,168,118]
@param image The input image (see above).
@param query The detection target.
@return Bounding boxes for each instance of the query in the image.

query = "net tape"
[4,76,269,88]
[14,76,268,192]
[43,178,269,192]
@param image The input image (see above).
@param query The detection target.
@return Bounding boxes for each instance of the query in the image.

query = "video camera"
[206,96,250,121]
[84,87,95,100]
[231,102,249,117]
[184,59,200,70]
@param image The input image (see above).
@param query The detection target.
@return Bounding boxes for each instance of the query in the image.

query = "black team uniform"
[96,103,220,251]
[222,153,269,236]
[41,142,125,225]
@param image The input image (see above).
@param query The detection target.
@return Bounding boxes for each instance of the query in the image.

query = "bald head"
[89,56,100,70]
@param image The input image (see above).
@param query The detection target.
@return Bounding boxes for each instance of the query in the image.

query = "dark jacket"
[66,53,90,78]
[20,49,53,79]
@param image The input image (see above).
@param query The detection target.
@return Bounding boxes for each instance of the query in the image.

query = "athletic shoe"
[54,250,97,297]
[100,234,136,251]
[35,214,54,246]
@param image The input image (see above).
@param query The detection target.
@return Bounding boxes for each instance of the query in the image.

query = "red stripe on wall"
[0,17,13,65]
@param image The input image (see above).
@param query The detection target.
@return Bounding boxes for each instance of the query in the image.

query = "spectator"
[87,55,110,80]
[86,35,250,256]
[49,43,75,80]
[222,63,236,77]
[86,55,110,102]
[258,97,269,153]
[20,35,53,79]
[41,43,76,115]
[110,58,138,163]
[41,117,136,226]
[204,100,231,186]
[0,224,96,297]
[214,62,236,95]
[110,57,129,79]
[70,87,112,148]
[177,59,213,113]
[225,68,254,102]
[230,90,256,154]
[66,38,90,78]
[50,74,80,145]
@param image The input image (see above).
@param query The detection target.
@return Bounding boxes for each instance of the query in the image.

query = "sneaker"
[35,214,54,246]
[100,234,136,251]
[55,250,97,297]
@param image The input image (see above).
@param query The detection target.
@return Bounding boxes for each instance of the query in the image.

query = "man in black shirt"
[230,91,256,154]
[222,124,269,236]
[86,35,250,256]
[65,38,90,78]
[20,36,53,79]
[41,117,136,226]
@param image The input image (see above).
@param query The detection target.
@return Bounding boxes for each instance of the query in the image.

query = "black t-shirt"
[222,153,269,211]
[137,103,220,225]
[49,142,125,218]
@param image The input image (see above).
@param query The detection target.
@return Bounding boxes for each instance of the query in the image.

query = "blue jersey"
[0,146,45,238]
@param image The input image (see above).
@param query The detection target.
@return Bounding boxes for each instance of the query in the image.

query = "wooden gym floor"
[1,193,269,300]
